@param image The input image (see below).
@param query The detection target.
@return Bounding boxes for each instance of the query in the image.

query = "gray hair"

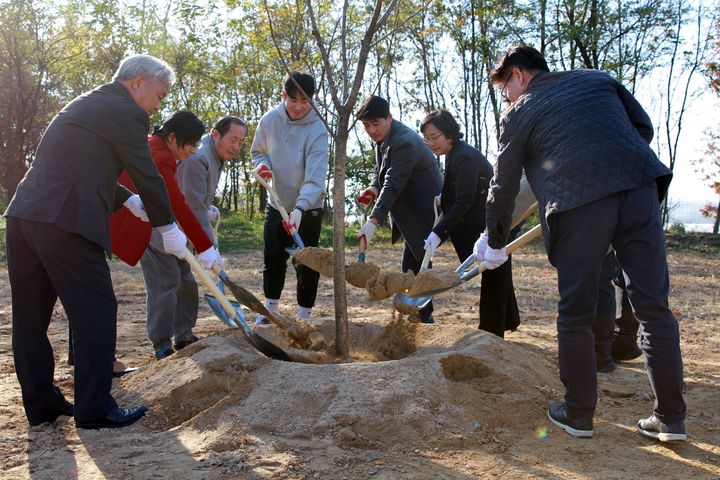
[112,54,176,85]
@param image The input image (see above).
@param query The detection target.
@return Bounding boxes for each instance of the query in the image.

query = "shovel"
[392,195,442,313]
[210,264,328,351]
[409,223,542,298]
[253,170,305,253]
[204,280,245,329]
[184,249,290,361]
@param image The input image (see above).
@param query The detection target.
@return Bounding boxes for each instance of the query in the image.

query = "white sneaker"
[296,306,312,322]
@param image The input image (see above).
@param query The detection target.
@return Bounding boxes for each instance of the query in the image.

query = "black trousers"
[613,271,640,344]
[451,228,520,337]
[593,252,620,366]
[6,218,117,424]
[547,182,685,422]
[263,206,323,308]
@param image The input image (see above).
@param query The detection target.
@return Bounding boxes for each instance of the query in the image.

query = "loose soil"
[408,270,460,297]
[1,244,719,479]
[365,270,416,301]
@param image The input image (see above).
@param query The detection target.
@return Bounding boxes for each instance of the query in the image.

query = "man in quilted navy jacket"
[476,45,686,442]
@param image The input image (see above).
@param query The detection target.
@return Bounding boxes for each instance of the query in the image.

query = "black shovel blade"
[246,331,291,361]
[215,270,291,361]
[217,270,273,318]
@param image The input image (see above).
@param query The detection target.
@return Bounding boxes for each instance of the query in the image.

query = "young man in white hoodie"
[251,72,329,324]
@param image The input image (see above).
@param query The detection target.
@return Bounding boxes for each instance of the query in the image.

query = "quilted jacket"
[486,70,672,248]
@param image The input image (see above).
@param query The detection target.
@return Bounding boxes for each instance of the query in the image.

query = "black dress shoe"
[28,401,74,426]
[76,406,147,430]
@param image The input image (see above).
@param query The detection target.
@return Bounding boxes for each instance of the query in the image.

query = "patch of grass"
[218,210,392,252]
[665,231,720,255]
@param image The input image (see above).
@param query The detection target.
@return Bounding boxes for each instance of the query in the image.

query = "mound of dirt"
[120,321,560,446]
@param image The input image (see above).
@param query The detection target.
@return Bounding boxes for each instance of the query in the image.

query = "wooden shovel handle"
[183,249,238,322]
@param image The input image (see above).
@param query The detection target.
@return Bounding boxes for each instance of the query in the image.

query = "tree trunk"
[333,115,350,358]
[714,198,720,234]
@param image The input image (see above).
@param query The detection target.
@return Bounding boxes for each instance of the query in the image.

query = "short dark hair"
[284,71,316,99]
[356,95,390,120]
[490,45,550,83]
[152,111,205,147]
[420,109,463,144]
[213,116,246,137]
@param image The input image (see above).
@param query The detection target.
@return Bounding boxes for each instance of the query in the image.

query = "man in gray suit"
[5,54,189,429]
[355,95,442,323]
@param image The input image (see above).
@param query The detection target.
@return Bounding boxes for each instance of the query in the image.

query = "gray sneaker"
[253,315,270,327]
[637,414,686,442]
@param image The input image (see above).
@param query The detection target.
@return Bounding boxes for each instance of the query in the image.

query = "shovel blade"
[392,291,433,315]
[204,293,244,328]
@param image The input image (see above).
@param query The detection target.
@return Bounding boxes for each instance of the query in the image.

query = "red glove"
[356,187,378,206]
[254,164,273,181]
[281,219,294,236]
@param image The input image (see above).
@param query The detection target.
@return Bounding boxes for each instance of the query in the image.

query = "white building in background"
[667,199,716,232]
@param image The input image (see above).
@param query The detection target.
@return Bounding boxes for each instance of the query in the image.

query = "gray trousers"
[140,245,198,352]
[546,182,685,423]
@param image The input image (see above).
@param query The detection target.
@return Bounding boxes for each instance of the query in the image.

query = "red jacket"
[110,135,213,265]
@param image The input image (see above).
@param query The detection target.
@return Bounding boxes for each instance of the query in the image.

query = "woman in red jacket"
[110,111,222,359]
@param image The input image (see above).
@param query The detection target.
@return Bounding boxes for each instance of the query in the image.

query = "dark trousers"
[401,244,434,322]
[613,272,640,345]
[593,252,620,367]
[451,231,520,337]
[263,206,323,308]
[547,182,685,422]
[6,218,117,424]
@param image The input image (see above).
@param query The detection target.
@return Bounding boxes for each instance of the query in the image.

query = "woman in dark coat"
[420,109,520,337]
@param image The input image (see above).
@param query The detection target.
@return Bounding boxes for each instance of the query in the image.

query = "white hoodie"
[251,103,329,212]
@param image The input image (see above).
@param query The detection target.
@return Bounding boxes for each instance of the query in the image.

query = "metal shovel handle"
[459,224,542,282]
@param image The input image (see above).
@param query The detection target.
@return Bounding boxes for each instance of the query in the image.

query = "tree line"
[1,0,719,225]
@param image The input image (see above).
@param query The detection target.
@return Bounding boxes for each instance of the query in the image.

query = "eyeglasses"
[499,76,511,103]
[423,132,445,144]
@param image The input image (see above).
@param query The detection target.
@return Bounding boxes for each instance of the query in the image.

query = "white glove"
[160,223,188,259]
[474,232,508,270]
[484,246,508,270]
[197,246,224,270]
[208,205,220,223]
[474,232,489,261]
[289,208,303,231]
[356,221,377,249]
[423,232,441,257]
[123,194,149,222]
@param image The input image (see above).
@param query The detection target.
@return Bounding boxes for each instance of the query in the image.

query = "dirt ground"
[1,242,719,479]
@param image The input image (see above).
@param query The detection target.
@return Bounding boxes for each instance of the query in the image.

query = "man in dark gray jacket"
[355,95,442,323]
[5,54,188,429]
[475,45,685,442]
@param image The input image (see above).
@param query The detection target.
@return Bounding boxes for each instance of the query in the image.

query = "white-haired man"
[5,54,188,429]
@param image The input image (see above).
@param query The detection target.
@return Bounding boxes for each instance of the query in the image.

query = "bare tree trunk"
[714,198,720,234]
[333,118,349,356]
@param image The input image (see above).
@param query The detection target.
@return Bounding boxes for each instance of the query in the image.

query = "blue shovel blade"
[204,292,246,328]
